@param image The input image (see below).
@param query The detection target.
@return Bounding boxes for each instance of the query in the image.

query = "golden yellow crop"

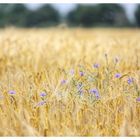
[0,27,139,136]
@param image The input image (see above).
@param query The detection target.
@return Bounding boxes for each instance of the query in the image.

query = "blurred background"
[0,3,140,28]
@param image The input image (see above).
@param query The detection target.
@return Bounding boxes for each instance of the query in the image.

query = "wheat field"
[0,27,140,136]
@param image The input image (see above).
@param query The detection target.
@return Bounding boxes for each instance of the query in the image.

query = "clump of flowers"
[89,88,100,99]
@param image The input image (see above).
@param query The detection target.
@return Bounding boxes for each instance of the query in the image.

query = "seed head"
[114,56,119,63]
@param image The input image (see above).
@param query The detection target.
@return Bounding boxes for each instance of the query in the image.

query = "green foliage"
[0,4,28,27]
[66,5,98,27]
[66,4,130,27]
[25,4,60,27]
[0,4,133,28]
[0,4,60,27]
[135,5,140,26]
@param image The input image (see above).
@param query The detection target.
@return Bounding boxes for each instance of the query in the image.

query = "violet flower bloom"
[127,78,133,85]
[89,88,100,99]
[61,79,67,85]
[8,90,16,95]
[136,97,140,102]
[36,101,46,107]
[115,73,121,78]
[70,69,74,75]
[93,63,100,69]
[79,71,84,76]
[40,92,47,97]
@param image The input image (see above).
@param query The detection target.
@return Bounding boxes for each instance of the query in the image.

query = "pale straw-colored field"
[0,28,140,136]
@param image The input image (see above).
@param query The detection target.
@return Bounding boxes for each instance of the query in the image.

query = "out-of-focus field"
[0,28,140,136]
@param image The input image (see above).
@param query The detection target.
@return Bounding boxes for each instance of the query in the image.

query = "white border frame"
[0,0,139,3]
[0,0,139,139]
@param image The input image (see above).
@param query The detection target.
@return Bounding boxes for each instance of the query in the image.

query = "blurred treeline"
[0,4,140,28]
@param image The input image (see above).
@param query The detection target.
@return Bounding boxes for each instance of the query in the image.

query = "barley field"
[0,28,140,136]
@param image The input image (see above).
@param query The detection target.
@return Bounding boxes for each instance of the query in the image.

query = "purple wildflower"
[136,97,140,102]
[79,71,84,76]
[115,73,121,78]
[93,63,100,68]
[36,101,46,107]
[40,92,47,97]
[61,79,67,85]
[89,88,98,94]
[89,88,100,99]
[8,90,16,95]
[127,78,133,85]
[70,69,74,75]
